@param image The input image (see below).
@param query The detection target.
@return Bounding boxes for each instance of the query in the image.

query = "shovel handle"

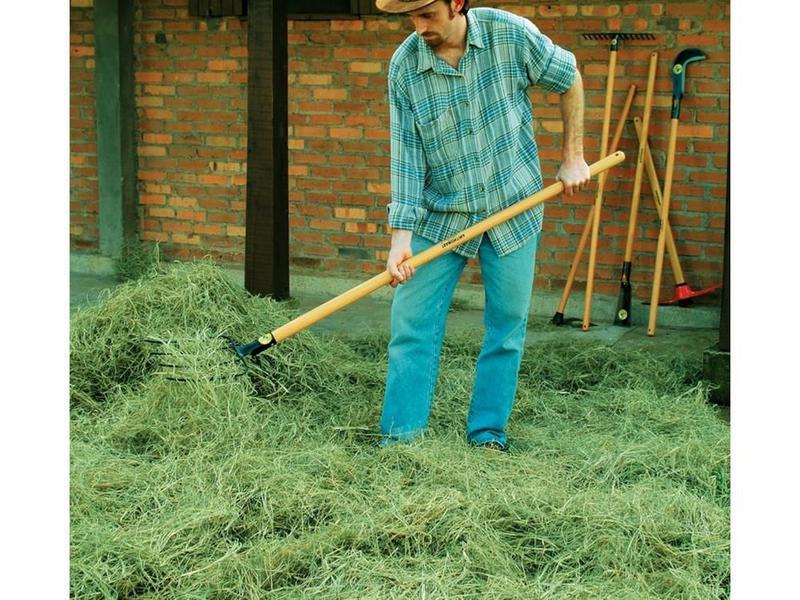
[241,152,626,355]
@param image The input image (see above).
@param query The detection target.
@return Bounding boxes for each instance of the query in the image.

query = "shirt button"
[479,184,485,192]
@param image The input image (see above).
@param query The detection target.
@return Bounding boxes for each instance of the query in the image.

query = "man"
[375,0,591,450]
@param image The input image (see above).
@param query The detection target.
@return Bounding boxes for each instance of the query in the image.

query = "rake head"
[582,32,656,41]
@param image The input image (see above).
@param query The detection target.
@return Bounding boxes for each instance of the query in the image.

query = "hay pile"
[70,260,729,599]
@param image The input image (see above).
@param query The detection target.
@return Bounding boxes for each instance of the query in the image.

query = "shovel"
[231,151,626,360]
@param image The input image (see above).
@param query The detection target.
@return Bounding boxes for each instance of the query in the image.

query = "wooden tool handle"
[582,49,619,330]
[647,119,679,336]
[267,151,626,345]
[633,117,685,283]
[622,52,659,263]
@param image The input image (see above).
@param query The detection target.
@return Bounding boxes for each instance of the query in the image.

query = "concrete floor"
[70,253,727,401]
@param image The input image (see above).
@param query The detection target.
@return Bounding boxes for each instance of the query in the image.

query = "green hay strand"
[71,260,729,599]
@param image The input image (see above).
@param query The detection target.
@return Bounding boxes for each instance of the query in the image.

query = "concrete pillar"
[94,0,138,259]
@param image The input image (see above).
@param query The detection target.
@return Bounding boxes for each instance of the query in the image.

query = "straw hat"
[375,0,440,14]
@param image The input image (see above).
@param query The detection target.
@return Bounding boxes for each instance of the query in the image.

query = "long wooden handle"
[633,116,685,283]
[622,52,658,263]
[582,47,619,330]
[647,118,679,336]
[262,152,626,346]
[554,84,636,316]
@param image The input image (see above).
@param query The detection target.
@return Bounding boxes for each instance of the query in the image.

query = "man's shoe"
[475,440,508,452]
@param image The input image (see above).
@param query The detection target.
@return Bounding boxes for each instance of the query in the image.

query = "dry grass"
[70,260,729,599]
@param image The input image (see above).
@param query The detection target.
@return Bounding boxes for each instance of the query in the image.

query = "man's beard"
[422,33,443,47]
[421,8,457,48]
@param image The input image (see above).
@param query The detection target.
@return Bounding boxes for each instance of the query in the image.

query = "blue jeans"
[380,231,540,447]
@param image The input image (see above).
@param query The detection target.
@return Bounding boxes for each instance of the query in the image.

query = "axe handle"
[554,84,636,317]
[647,118,679,336]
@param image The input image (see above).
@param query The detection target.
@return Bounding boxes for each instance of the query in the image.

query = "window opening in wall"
[187,0,382,20]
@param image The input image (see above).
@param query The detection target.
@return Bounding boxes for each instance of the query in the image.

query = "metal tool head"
[144,334,249,382]
[581,33,656,40]
[660,282,723,306]
[229,333,277,363]
[671,48,707,100]
[581,32,656,51]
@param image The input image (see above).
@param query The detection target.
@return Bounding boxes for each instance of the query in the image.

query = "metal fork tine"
[143,333,249,382]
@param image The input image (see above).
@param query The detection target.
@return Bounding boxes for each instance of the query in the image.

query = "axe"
[647,48,706,336]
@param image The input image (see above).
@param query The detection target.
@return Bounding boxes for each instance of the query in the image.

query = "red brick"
[71,46,94,57]
[208,59,239,71]
[142,133,172,144]
[136,71,164,83]
[199,174,230,185]
[349,62,382,74]
[331,20,364,32]
[149,206,176,218]
[328,127,362,139]
[314,88,348,101]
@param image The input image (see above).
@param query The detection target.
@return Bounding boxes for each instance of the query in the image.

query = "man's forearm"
[391,228,413,247]
[559,69,585,162]
[555,68,590,195]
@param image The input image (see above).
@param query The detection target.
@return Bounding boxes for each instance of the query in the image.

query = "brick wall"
[70,0,730,301]
[135,1,248,261]
[70,0,99,250]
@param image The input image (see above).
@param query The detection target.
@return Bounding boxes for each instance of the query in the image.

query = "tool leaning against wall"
[553,41,722,333]
[613,51,659,326]
[647,47,711,336]
[550,32,654,329]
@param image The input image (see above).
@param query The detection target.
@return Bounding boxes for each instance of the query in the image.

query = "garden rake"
[552,32,655,329]
[231,152,626,361]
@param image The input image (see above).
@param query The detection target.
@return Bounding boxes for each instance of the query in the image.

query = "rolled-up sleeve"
[521,19,576,94]
[387,78,427,230]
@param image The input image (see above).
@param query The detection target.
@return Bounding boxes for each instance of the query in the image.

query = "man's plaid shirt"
[386,7,577,258]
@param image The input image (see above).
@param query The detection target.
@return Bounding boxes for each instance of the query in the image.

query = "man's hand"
[557,69,590,197]
[556,158,591,196]
[387,229,415,288]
